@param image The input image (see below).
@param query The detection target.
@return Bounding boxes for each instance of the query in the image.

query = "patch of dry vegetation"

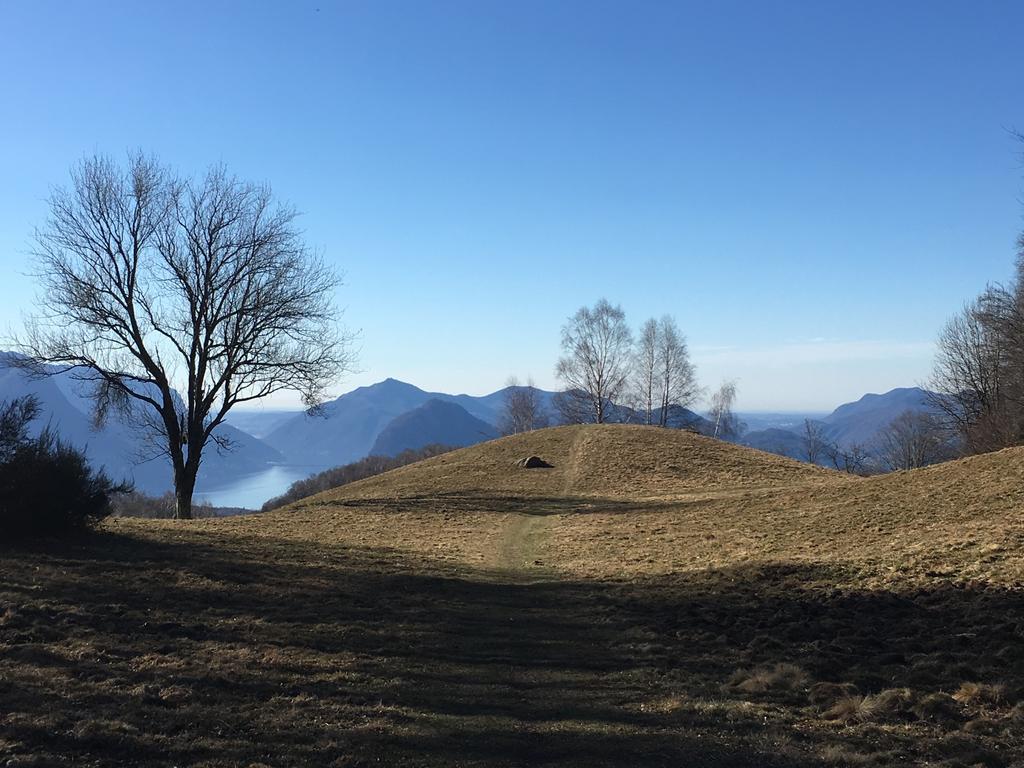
[316,424,834,505]
[2,425,1023,767]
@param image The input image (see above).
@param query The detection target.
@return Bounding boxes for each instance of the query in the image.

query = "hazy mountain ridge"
[263,379,448,468]
[1,351,946,495]
[0,353,283,495]
[370,399,499,457]
[821,387,941,447]
[739,427,808,461]
[264,380,558,468]
[740,386,942,462]
[262,380,714,469]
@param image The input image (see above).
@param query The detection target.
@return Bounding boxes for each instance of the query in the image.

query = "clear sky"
[1,1,1021,411]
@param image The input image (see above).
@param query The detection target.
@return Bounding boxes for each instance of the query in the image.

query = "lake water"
[194,465,322,511]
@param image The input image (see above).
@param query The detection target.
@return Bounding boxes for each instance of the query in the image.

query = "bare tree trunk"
[174,471,195,520]
[646,379,653,425]
[171,436,200,520]
[172,462,193,524]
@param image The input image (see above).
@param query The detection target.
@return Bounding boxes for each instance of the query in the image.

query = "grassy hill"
[318,423,835,502]
[2,424,1022,767]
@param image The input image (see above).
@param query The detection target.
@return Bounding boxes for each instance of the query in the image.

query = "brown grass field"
[2,424,1023,767]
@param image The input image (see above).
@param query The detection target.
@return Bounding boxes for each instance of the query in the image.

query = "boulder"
[515,455,552,469]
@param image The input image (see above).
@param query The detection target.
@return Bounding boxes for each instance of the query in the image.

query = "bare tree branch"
[14,153,354,519]
[498,376,550,435]
[555,299,632,424]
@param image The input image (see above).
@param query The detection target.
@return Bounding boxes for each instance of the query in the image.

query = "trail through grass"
[3,425,1023,766]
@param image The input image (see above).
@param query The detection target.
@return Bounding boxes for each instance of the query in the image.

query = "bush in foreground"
[0,395,130,539]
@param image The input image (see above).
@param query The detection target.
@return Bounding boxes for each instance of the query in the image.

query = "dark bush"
[0,395,130,539]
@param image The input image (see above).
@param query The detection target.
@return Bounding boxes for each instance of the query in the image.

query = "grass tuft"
[728,663,809,696]
[952,681,1009,707]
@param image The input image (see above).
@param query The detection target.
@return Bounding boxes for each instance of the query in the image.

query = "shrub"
[0,395,130,539]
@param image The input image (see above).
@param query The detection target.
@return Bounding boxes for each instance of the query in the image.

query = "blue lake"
[194,465,322,511]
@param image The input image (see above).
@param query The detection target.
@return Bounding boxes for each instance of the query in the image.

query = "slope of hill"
[307,423,1023,589]
[370,399,498,457]
[4,423,1023,767]
[318,423,835,505]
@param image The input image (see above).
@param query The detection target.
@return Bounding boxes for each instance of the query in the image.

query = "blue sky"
[1,1,1021,410]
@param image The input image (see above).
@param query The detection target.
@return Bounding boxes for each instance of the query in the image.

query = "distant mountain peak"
[370,399,498,457]
[849,386,927,403]
[359,377,412,389]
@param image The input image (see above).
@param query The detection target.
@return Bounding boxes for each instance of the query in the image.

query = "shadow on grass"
[318,493,691,517]
[1,529,1022,767]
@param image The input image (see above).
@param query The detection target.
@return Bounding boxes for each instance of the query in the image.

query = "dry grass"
[727,663,809,695]
[2,424,1023,766]
[317,424,836,504]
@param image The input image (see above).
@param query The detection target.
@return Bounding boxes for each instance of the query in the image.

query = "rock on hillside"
[311,423,835,505]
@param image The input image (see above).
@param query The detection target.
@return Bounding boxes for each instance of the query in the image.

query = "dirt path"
[0,518,828,767]
[494,512,555,580]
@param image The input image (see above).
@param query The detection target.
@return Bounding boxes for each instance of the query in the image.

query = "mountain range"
[256,380,711,469]
[741,387,943,461]
[0,350,947,496]
[0,353,283,495]
[259,378,549,469]
[370,398,499,457]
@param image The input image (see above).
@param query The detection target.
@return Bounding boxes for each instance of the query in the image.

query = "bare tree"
[876,410,954,471]
[551,389,592,425]
[708,380,740,439]
[802,419,828,465]
[16,153,352,519]
[630,316,699,428]
[555,299,633,424]
[498,376,550,435]
[822,440,873,475]
[656,315,699,427]
[632,319,658,425]
[928,136,1024,454]
[927,291,1019,453]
